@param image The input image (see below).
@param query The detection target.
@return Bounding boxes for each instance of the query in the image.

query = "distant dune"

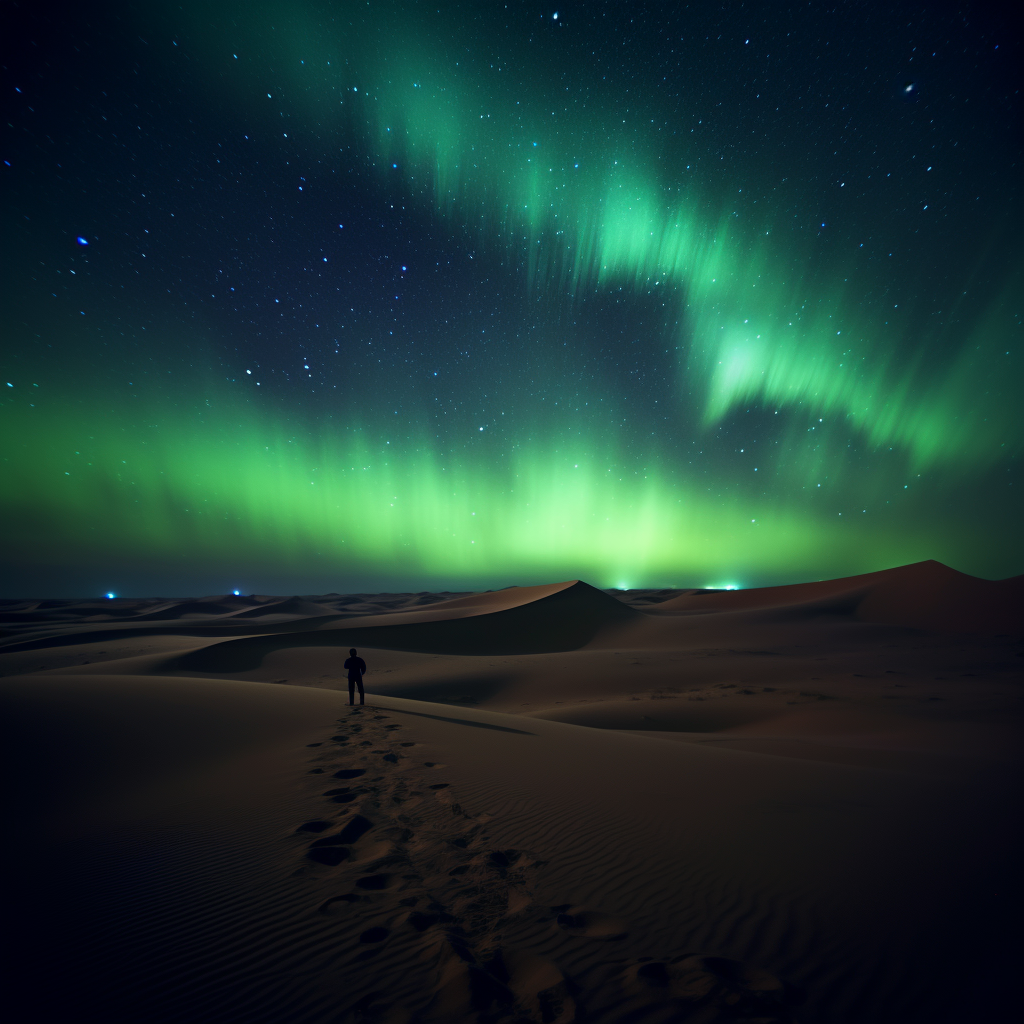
[1,561,1021,1023]
[655,559,1024,634]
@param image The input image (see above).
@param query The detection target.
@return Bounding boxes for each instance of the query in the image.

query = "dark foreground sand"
[2,560,1021,1023]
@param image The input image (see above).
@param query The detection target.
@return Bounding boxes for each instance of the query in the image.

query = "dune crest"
[654,560,1023,634]
[163,580,641,672]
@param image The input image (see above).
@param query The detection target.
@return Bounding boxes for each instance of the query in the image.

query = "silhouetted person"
[344,647,366,705]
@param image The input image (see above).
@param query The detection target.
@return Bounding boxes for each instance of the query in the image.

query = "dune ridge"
[654,559,1024,633]
[158,581,641,672]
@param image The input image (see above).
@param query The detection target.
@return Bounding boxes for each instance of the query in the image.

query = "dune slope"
[3,674,1018,1024]
[162,581,640,672]
[656,560,1024,633]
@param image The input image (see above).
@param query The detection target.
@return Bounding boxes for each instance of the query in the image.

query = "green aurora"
[2,2,1021,595]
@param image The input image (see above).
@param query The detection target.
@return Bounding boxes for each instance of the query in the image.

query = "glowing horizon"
[2,2,1020,596]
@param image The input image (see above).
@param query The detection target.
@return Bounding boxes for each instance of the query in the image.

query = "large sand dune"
[2,561,1021,1023]
[655,559,1024,633]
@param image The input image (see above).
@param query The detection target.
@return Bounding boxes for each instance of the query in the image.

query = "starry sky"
[2,1,1021,597]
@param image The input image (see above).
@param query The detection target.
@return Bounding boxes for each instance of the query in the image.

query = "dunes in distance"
[2,560,1022,1023]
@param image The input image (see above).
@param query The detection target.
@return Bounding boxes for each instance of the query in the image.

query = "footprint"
[400,742,416,747]
[500,950,575,1024]
[360,926,389,943]
[408,911,440,931]
[307,768,325,774]
[335,814,374,844]
[556,909,628,940]
[333,768,367,779]
[307,847,350,866]
[429,783,450,790]
[318,894,363,913]
[309,833,350,848]
[579,954,797,1022]
[382,753,398,763]
[295,820,333,833]
[487,850,519,876]
[331,734,347,741]
[422,958,516,1021]
[306,742,322,747]
[355,874,392,890]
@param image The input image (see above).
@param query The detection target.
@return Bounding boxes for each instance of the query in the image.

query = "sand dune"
[2,561,1021,1022]
[232,595,347,618]
[158,581,641,673]
[5,674,1017,1024]
[655,559,1024,633]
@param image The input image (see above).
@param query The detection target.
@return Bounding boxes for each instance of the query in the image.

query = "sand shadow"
[156,583,642,672]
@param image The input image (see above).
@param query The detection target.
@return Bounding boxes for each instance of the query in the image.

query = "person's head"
[349,648,357,656]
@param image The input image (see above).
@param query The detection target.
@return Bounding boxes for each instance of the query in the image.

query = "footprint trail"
[289,706,799,1023]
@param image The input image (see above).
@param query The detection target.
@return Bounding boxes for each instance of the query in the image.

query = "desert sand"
[2,560,1021,1023]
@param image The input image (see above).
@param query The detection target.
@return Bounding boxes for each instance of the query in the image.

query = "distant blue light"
[233,589,241,596]
[106,592,115,599]
[76,236,89,246]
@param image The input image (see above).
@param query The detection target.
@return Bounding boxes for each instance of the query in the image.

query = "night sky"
[2,2,1021,597]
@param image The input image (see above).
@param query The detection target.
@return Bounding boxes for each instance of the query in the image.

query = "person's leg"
[348,678,354,705]
[356,678,365,705]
